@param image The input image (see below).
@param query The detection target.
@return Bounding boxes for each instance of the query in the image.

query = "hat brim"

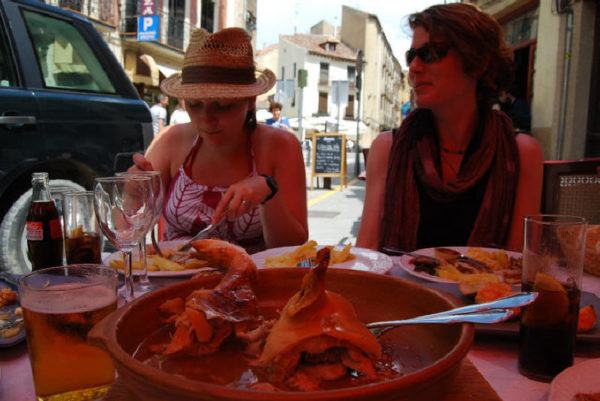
[160,68,276,99]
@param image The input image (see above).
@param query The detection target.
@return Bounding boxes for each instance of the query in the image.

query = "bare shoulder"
[368,131,393,167]
[371,131,393,152]
[253,124,301,155]
[515,133,543,168]
[146,123,196,172]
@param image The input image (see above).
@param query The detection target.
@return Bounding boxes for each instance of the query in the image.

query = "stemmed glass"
[93,175,153,302]
[117,171,164,293]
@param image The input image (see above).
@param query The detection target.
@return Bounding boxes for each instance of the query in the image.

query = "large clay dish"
[90,268,474,401]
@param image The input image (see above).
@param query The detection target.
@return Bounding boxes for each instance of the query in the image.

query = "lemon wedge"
[522,272,570,326]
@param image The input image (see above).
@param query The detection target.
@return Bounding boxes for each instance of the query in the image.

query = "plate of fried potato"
[252,240,394,275]
[396,246,523,287]
[104,240,215,277]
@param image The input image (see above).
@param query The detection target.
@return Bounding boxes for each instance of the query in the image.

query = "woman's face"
[408,27,476,112]
[185,98,253,145]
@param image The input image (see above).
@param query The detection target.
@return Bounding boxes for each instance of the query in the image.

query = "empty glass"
[116,171,164,293]
[93,176,152,302]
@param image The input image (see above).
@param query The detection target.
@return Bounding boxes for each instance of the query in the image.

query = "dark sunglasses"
[405,43,449,65]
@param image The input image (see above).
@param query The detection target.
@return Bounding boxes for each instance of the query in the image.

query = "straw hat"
[160,28,275,99]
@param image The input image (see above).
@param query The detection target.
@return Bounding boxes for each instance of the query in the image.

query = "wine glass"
[93,175,152,302]
[117,171,164,293]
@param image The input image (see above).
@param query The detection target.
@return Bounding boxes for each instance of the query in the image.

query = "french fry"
[264,240,354,267]
[150,255,184,271]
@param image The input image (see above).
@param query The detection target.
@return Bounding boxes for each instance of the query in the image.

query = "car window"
[21,9,116,93]
[0,17,17,87]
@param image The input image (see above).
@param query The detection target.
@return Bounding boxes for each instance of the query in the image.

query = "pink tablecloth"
[2,271,599,401]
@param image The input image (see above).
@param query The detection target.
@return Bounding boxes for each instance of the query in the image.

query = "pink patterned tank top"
[162,138,265,254]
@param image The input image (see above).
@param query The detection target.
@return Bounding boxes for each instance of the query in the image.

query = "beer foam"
[21,284,117,314]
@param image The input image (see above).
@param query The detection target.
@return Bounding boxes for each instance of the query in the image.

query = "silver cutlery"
[366,292,538,337]
[178,221,223,253]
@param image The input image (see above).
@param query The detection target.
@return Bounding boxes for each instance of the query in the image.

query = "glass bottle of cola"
[26,172,63,270]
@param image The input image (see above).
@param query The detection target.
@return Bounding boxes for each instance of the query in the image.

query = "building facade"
[473,0,599,159]
[45,0,257,104]
[340,5,404,148]
[276,32,358,128]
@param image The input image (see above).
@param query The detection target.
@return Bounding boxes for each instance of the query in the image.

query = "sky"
[256,0,444,69]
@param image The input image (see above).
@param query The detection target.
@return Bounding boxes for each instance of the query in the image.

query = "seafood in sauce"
[144,244,390,391]
[154,239,270,356]
[257,248,381,391]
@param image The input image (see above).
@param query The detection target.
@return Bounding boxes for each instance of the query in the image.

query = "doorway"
[587,7,600,156]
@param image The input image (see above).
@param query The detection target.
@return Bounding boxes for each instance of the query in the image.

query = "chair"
[542,158,600,224]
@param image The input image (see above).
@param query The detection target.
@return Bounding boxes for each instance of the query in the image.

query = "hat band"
[181,66,256,85]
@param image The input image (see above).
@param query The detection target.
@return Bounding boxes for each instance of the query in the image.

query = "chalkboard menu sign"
[315,135,342,174]
[310,133,347,189]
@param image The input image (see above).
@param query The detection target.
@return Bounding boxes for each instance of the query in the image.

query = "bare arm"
[260,133,308,247]
[356,132,393,250]
[211,130,308,248]
[505,134,544,251]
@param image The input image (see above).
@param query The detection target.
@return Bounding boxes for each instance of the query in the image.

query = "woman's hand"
[128,153,155,173]
[212,176,271,223]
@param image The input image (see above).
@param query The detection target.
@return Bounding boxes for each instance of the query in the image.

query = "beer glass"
[519,215,587,381]
[62,191,102,264]
[19,265,118,401]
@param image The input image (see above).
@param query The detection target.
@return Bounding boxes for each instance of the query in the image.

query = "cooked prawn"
[157,239,267,356]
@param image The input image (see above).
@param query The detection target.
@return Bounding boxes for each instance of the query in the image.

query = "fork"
[366,292,538,337]
[178,220,224,253]
[296,257,314,268]
[151,230,164,257]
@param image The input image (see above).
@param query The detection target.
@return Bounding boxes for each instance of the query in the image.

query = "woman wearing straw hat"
[132,28,308,253]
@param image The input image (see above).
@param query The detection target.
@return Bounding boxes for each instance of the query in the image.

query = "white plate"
[395,246,522,284]
[103,240,213,277]
[549,358,600,401]
[251,246,393,275]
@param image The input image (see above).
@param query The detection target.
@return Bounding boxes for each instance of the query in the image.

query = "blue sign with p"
[137,15,160,42]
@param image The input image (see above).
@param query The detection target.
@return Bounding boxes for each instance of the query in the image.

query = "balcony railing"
[121,10,187,51]
[50,0,118,27]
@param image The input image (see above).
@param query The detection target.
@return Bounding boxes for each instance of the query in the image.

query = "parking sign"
[137,15,160,42]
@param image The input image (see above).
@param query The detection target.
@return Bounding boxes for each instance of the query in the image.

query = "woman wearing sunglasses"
[357,3,543,252]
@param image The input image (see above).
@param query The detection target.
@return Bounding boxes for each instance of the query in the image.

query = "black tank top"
[416,171,489,249]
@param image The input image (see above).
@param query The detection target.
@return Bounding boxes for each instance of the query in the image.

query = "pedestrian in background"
[498,90,531,133]
[266,101,294,133]
[357,3,543,252]
[169,98,191,125]
[150,93,169,136]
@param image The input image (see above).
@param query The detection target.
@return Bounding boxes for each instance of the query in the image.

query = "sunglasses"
[405,43,449,65]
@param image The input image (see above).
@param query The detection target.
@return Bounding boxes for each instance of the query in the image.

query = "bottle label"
[49,219,62,239]
[26,221,44,241]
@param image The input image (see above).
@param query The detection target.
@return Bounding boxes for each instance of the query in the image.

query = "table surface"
[2,265,599,401]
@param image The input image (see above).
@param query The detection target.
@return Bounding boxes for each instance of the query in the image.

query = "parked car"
[0,0,153,273]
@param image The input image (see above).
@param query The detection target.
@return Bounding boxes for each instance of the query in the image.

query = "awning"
[138,53,159,86]
[156,63,179,79]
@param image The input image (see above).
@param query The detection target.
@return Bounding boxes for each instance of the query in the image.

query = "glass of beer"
[62,191,102,264]
[519,215,587,381]
[19,265,118,401]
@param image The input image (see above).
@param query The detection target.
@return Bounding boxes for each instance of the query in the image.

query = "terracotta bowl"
[89,268,474,401]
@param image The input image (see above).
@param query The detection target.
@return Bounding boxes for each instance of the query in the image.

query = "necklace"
[440,146,466,155]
